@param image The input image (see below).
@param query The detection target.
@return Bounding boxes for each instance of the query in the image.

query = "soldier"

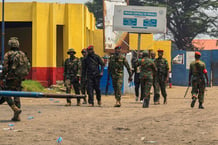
[150,51,156,61]
[108,46,132,107]
[63,48,81,106]
[150,50,159,105]
[80,48,88,104]
[82,45,104,107]
[0,37,27,121]
[131,52,142,102]
[189,51,209,109]
[154,50,169,104]
[138,50,157,108]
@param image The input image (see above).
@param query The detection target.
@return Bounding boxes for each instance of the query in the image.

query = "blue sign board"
[123,18,137,26]
[143,19,157,27]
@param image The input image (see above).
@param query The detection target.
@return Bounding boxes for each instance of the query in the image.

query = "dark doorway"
[56,25,64,67]
[0,22,32,64]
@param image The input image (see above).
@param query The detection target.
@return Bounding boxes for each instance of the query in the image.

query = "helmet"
[142,50,149,57]
[8,37,19,48]
[67,48,76,54]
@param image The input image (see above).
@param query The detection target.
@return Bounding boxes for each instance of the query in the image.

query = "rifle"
[184,86,190,98]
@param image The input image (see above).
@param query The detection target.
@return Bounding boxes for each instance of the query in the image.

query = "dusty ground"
[1,86,218,145]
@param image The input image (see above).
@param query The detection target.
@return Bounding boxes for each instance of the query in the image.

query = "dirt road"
[1,86,218,145]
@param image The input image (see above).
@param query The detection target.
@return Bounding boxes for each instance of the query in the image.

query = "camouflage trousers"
[5,79,22,108]
[153,77,167,103]
[112,76,123,101]
[65,77,80,103]
[191,79,205,103]
[141,78,153,100]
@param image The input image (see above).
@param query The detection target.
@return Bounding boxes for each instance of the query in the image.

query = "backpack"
[10,50,31,79]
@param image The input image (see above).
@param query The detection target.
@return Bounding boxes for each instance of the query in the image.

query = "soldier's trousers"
[134,73,140,99]
[154,78,167,103]
[87,76,101,105]
[4,79,22,108]
[80,79,87,95]
[191,79,205,103]
[65,78,80,103]
[141,78,153,100]
[80,79,87,101]
[112,77,123,101]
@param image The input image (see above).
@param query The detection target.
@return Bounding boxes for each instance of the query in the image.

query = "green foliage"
[85,0,103,29]
[22,80,44,92]
[87,0,217,50]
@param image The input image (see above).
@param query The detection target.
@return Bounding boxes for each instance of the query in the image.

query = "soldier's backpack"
[10,50,31,79]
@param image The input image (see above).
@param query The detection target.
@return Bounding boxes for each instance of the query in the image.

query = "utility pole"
[1,0,5,64]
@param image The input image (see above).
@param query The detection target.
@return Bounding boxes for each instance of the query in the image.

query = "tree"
[85,0,103,29]
[130,0,218,50]
[86,0,218,50]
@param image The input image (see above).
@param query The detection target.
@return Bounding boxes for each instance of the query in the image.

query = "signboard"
[113,5,167,33]
[186,51,195,69]
[172,54,184,64]
[104,0,129,51]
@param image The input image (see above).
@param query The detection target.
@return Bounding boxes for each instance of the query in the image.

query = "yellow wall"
[0,2,171,69]
[129,34,153,50]
[93,30,104,56]
[0,2,97,67]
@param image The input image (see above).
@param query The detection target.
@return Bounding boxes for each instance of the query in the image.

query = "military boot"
[10,104,22,121]
[199,102,204,109]
[142,98,149,108]
[65,102,71,106]
[83,97,87,104]
[114,100,121,107]
[97,100,102,107]
[163,97,167,104]
[191,97,197,108]
[77,99,81,106]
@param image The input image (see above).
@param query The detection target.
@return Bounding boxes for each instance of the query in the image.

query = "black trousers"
[87,76,101,105]
[134,73,140,99]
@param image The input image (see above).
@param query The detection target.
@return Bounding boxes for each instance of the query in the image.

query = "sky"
[4,0,92,3]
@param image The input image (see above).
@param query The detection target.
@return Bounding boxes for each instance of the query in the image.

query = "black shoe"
[142,99,149,108]
[191,97,196,108]
[199,103,204,109]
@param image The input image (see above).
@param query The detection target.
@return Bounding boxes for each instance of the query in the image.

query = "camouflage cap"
[67,48,76,54]
[8,37,19,48]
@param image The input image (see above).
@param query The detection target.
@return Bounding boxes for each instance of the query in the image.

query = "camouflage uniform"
[154,50,169,104]
[189,51,208,109]
[1,37,24,121]
[108,46,132,107]
[138,51,156,108]
[131,55,141,101]
[64,48,81,106]
[82,45,104,106]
